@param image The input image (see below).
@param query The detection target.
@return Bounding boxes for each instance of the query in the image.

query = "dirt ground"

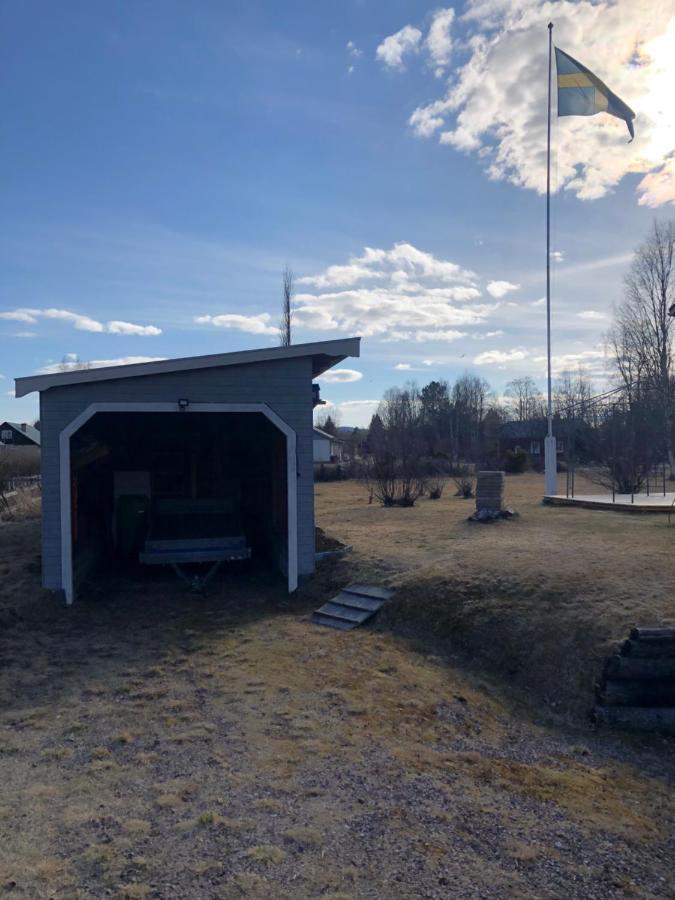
[316,473,675,719]
[0,482,673,898]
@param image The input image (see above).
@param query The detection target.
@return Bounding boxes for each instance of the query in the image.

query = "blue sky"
[2,1,673,426]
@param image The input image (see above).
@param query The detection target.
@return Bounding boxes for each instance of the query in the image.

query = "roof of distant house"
[313,427,344,442]
[498,419,565,440]
[0,421,41,446]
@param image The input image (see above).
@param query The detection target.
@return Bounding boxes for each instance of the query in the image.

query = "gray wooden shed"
[14,337,360,604]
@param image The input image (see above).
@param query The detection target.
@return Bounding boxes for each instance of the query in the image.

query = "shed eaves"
[14,337,360,398]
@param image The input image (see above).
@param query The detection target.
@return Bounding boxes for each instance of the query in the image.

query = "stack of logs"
[469,471,517,522]
[475,471,505,513]
[594,626,675,735]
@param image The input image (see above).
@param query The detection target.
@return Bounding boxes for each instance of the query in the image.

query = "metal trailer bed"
[139,496,251,591]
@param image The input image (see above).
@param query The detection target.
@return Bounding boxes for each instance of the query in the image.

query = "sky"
[1,0,674,427]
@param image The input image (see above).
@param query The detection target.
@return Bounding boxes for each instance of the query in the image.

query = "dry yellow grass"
[0,487,672,897]
[315,473,675,716]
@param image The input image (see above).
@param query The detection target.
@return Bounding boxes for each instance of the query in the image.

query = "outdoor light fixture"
[178,398,190,410]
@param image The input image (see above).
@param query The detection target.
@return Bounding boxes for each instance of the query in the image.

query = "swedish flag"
[555,47,635,140]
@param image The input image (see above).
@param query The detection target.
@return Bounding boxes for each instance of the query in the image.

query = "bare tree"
[553,368,594,419]
[279,265,295,347]
[365,384,427,506]
[611,220,674,475]
[314,409,341,434]
[505,376,545,422]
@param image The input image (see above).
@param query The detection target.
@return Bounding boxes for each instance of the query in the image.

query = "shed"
[0,421,41,447]
[15,337,360,604]
[313,427,344,463]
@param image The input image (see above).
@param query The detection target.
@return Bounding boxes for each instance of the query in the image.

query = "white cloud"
[319,368,363,383]
[346,40,363,58]
[530,298,546,307]
[486,280,519,299]
[38,356,166,375]
[423,359,433,365]
[0,308,38,323]
[638,154,675,207]
[550,250,565,263]
[294,242,490,342]
[381,329,468,343]
[107,320,162,336]
[335,399,381,428]
[340,399,381,407]
[406,2,675,204]
[376,25,422,70]
[194,312,277,336]
[577,310,608,321]
[426,8,455,74]
[15,331,37,338]
[473,348,528,365]
[395,363,412,370]
[533,348,607,377]
[0,307,161,335]
[41,308,104,332]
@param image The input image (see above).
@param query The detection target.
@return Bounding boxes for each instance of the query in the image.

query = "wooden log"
[598,679,675,707]
[594,705,675,735]
[630,626,675,641]
[604,655,675,681]
[620,638,675,659]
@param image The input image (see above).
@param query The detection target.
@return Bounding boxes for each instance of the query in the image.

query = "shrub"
[504,447,528,474]
[428,478,445,500]
[364,455,427,507]
[453,468,474,498]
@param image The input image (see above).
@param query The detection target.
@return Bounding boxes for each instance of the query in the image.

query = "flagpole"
[544,21,557,497]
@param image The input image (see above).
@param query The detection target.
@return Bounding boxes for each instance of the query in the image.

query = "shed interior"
[69,411,288,587]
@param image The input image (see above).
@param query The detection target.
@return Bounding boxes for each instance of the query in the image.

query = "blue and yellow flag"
[555,47,635,140]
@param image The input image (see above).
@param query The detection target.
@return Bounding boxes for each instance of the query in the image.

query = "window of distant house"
[557,440,565,453]
[530,441,541,454]
[1,430,13,441]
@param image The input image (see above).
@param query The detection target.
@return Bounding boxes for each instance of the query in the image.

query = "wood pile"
[594,626,675,735]
[475,471,505,512]
[469,471,516,522]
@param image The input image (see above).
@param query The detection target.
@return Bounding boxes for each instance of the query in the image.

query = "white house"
[313,427,344,463]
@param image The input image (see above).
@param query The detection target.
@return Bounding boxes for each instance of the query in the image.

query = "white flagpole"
[544,21,557,496]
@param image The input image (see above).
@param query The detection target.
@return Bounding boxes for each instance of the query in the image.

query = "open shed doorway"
[60,404,297,603]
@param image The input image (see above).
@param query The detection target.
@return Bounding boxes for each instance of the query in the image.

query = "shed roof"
[14,337,360,398]
[0,421,41,446]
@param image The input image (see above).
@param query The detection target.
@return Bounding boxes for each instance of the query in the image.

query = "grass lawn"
[316,472,675,718]
[0,478,673,898]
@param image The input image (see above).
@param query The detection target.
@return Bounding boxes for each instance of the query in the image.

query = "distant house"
[498,420,565,459]
[313,427,344,463]
[0,421,41,447]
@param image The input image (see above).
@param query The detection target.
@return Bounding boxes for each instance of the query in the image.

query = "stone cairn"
[469,471,516,522]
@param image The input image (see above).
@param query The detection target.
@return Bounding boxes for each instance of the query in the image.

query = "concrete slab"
[545,492,675,513]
